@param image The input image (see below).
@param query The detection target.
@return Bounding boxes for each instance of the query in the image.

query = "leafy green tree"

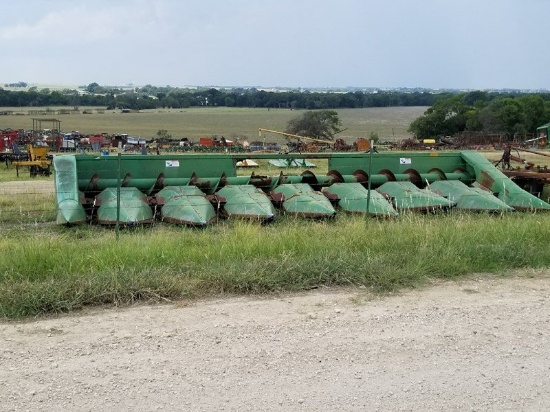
[543,101,550,124]
[156,129,172,139]
[286,110,343,140]
[518,95,545,132]
[479,98,523,135]
[161,96,178,108]
[408,110,443,138]
[409,96,469,138]
[464,108,483,131]
[462,90,489,106]
[407,92,550,138]
[86,82,99,93]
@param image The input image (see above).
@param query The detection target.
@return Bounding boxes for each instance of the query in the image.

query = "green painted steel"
[96,187,154,225]
[268,159,317,168]
[429,181,514,212]
[224,176,252,186]
[278,175,308,185]
[536,122,550,144]
[272,183,336,217]
[74,154,237,193]
[156,185,206,202]
[459,151,550,211]
[217,185,276,221]
[327,152,472,182]
[66,152,475,194]
[53,156,87,224]
[156,186,216,226]
[377,182,454,211]
[52,150,550,226]
[323,183,398,217]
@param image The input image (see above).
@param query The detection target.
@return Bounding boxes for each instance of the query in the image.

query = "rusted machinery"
[497,146,550,198]
[258,128,370,152]
[52,151,550,226]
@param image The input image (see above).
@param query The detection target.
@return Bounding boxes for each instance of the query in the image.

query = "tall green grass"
[1,212,549,319]
[0,192,55,224]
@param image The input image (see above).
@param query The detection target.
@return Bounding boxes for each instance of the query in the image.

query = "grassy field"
[0,106,427,143]
[2,106,550,319]
[1,213,550,319]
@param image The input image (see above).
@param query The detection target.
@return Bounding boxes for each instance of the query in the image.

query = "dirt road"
[1,273,550,411]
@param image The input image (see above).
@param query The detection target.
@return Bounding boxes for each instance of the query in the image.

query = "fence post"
[365,140,374,219]
[115,152,121,240]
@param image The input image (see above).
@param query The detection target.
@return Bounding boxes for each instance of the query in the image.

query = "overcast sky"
[2,0,548,90]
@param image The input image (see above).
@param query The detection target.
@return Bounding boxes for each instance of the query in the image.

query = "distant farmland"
[0,106,427,144]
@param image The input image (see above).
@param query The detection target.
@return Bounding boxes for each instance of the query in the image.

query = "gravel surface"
[2,274,550,411]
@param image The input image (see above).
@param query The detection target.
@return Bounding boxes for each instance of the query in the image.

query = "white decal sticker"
[399,158,412,165]
[166,160,180,167]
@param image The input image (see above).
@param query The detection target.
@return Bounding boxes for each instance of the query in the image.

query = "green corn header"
[53,151,550,226]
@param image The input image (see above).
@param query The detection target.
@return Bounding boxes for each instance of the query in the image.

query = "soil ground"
[2,273,550,411]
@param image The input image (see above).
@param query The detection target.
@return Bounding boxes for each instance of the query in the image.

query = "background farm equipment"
[258,128,373,153]
[199,136,233,147]
[0,129,20,153]
[258,128,334,152]
[0,129,31,165]
[12,144,52,177]
[495,146,550,198]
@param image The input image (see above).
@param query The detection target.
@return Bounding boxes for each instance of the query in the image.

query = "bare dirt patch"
[2,274,550,411]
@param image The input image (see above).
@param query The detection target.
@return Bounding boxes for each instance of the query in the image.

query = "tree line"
[408,91,550,139]
[0,84,440,110]
[2,85,549,138]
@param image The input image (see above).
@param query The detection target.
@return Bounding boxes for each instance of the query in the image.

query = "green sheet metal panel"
[460,151,550,211]
[156,186,216,226]
[53,156,87,224]
[272,183,336,217]
[429,180,514,212]
[155,185,206,202]
[323,183,398,217]
[95,187,153,225]
[327,152,472,178]
[268,159,316,168]
[272,182,314,198]
[536,123,550,141]
[74,154,237,192]
[217,185,276,221]
[377,181,454,211]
